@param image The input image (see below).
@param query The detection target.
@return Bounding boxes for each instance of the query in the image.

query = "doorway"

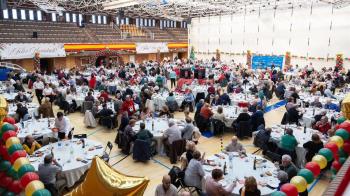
[40,58,54,74]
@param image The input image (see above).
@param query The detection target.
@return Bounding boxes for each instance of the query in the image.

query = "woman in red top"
[99,90,109,103]
[121,95,136,116]
[312,116,331,134]
[89,74,97,89]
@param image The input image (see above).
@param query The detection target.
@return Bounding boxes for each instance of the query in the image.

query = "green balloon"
[7,144,23,155]
[6,167,18,180]
[33,189,52,196]
[339,148,349,158]
[0,187,5,194]
[18,164,35,178]
[0,160,11,172]
[337,117,346,124]
[318,148,334,162]
[298,169,314,184]
[340,157,347,164]
[271,191,286,196]
[1,123,15,132]
[3,191,15,196]
[335,129,350,140]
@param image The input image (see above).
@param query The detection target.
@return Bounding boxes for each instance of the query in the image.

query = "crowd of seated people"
[4,58,349,196]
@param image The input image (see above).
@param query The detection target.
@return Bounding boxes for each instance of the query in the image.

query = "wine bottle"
[304,125,306,134]
[152,119,154,131]
[223,162,227,175]
[253,157,257,170]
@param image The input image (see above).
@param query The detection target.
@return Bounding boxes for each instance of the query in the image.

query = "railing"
[0,62,26,72]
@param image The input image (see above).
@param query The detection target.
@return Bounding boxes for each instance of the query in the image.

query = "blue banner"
[252,55,284,70]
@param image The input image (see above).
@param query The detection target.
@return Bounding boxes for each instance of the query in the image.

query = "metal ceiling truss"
[7,0,350,19]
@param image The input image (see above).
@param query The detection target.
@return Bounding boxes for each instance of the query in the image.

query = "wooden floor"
[34,92,330,195]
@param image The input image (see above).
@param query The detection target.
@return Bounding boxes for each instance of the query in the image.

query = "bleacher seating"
[0,20,188,43]
[120,24,145,37]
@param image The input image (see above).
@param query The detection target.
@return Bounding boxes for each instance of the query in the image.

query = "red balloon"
[281,183,298,196]
[0,171,6,179]
[338,121,350,133]
[10,150,27,164]
[343,141,350,154]
[3,117,16,125]
[20,172,39,189]
[2,131,17,142]
[0,145,7,156]
[9,180,22,194]
[325,142,339,155]
[305,162,321,177]
[0,145,11,161]
[0,176,13,188]
[332,160,342,171]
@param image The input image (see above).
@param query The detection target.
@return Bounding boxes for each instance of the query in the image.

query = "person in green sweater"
[135,122,155,152]
[279,128,298,152]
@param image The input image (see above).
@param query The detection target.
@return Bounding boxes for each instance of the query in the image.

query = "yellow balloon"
[290,176,308,192]
[13,157,30,171]
[329,136,344,148]
[312,155,328,169]
[25,180,45,196]
[5,137,20,149]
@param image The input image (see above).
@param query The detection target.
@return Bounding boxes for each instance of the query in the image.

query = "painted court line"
[87,127,103,136]
[151,158,172,170]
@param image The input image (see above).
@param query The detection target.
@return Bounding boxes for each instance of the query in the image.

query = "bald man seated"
[224,136,246,154]
[155,175,178,196]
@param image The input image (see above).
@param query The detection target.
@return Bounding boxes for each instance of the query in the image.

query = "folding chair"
[101,141,113,163]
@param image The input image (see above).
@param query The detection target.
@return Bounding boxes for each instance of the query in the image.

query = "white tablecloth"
[301,108,340,127]
[134,118,185,156]
[2,92,32,101]
[16,118,56,142]
[8,102,39,117]
[203,153,279,196]
[29,139,104,187]
[229,93,255,106]
[269,124,327,167]
[212,105,245,127]
[152,93,184,111]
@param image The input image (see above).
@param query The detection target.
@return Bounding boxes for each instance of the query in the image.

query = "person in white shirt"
[54,112,72,140]
[43,84,54,103]
[33,78,45,104]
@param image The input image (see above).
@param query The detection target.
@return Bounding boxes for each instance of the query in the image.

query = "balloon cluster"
[271,120,350,196]
[0,117,51,196]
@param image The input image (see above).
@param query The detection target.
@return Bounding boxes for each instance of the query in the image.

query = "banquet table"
[298,93,339,106]
[301,107,340,127]
[152,93,184,111]
[2,92,32,101]
[203,153,279,196]
[269,124,327,167]
[29,139,104,187]
[8,102,39,117]
[16,118,56,142]
[212,105,248,127]
[133,118,185,156]
[229,93,256,106]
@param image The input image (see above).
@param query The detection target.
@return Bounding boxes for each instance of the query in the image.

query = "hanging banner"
[252,55,284,70]
[135,42,168,54]
[0,43,66,60]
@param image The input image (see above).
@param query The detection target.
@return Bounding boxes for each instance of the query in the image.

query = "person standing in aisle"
[33,78,45,104]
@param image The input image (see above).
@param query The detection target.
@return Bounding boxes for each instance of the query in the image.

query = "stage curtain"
[66,157,149,196]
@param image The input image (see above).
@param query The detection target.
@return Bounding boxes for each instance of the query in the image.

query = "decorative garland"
[246,50,252,68]
[272,117,350,196]
[0,98,51,196]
